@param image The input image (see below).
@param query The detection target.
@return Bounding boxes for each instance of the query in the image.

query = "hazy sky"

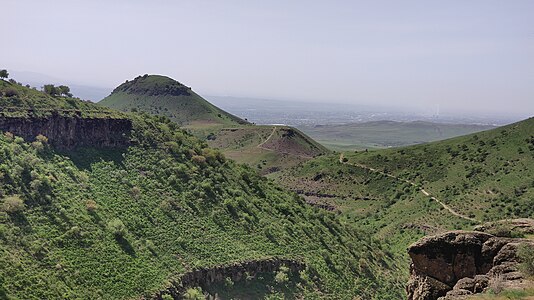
[3,0,534,117]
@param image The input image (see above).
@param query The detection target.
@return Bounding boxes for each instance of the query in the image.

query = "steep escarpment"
[0,112,131,149]
[155,258,305,299]
[407,230,534,300]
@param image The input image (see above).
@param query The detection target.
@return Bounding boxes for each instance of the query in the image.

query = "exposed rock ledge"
[152,258,305,299]
[406,230,534,300]
[0,112,131,149]
[406,231,534,300]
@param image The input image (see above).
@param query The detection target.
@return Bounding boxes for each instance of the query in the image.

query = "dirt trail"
[256,126,314,159]
[257,126,278,149]
[339,153,478,223]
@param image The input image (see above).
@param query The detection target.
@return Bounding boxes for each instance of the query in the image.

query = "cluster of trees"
[43,84,72,97]
[0,69,8,79]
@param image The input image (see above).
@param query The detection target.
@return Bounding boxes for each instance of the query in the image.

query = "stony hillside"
[0,79,402,299]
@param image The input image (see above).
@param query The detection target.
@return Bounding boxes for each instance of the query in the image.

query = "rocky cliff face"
[407,230,534,300]
[0,112,131,149]
[153,258,305,299]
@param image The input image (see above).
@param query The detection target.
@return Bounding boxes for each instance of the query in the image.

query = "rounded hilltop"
[100,74,247,126]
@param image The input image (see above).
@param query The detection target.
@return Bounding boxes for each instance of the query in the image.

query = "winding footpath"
[339,153,479,223]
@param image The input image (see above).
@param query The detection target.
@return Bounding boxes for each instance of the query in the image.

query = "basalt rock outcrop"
[407,230,534,300]
[153,258,305,299]
[0,112,131,149]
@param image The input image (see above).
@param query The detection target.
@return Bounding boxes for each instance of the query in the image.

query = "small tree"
[0,70,8,79]
[1,196,25,213]
[86,200,98,212]
[183,287,204,300]
[58,85,72,97]
[108,218,127,237]
[43,84,58,96]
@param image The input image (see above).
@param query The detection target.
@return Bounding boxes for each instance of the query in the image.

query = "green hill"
[99,75,329,173]
[275,117,534,287]
[0,78,402,299]
[99,74,247,127]
[298,120,496,151]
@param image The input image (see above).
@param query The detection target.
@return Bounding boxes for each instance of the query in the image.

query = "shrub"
[4,88,18,97]
[108,219,127,237]
[183,287,204,300]
[224,276,234,287]
[130,187,141,199]
[1,196,25,213]
[518,243,534,276]
[191,155,206,164]
[86,200,98,212]
[35,134,48,144]
[275,266,289,284]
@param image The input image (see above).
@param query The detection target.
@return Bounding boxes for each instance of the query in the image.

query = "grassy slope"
[344,117,534,222]
[99,75,329,173]
[298,120,496,151]
[274,117,534,290]
[0,82,403,299]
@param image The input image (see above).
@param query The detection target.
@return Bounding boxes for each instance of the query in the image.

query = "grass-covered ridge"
[0,78,403,299]
[343,117,534,222]
[274,117,534,292]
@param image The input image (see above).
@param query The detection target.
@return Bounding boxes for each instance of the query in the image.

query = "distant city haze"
[3,0,533,118]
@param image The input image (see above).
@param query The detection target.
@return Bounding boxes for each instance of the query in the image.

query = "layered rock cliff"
[407,229,534,300]
[0,111,131,149]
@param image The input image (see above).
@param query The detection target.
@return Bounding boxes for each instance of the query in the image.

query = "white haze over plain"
[2,0,534,119]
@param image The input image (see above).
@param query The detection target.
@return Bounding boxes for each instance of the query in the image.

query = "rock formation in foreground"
[406,228,534,300]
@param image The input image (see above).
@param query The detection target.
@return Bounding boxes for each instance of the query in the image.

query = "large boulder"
[406,230,534,300]
[408,231,493,286]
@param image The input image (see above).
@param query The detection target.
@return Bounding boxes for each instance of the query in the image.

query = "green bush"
[1,196,25,213]
[107,218,127,237]
[183,287,204,300]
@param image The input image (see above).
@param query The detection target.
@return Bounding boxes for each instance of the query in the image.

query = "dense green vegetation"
[298,120,496,151]
[0,79,121,118]
[0,80,403,299]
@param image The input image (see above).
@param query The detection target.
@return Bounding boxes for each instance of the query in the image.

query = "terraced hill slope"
[99,75,329,173]
[0,79,402,299]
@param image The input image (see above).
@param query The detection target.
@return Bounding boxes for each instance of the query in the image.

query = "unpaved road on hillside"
[339,153,478,223]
